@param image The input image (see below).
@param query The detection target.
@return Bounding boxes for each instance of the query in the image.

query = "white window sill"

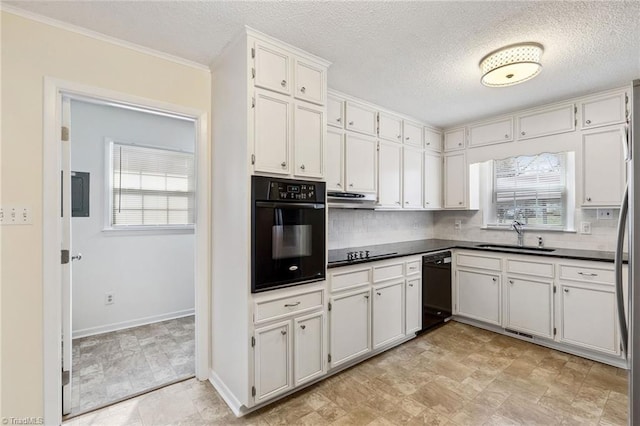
[102,226,195,236]
[482,225,576,233]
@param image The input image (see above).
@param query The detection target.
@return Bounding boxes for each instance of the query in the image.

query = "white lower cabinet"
[405,276,422,334]
[329,288,371,367]
[559,283,618,355]
[505,277,553,338]
[254,320,292,402]
[372,280,405,349]
[294,312,325,386]
[456,269,501,325]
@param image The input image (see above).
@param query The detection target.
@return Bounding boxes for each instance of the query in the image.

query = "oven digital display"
[270,182,316,200]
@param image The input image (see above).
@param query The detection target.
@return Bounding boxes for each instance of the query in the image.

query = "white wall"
[1,10,210,418]
[70,100,195,337]
[328,209,435,249]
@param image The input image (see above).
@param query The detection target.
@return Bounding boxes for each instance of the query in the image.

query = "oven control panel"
[269,181,317,201]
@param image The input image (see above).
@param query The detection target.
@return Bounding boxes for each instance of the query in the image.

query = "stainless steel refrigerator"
[616,79,639,425]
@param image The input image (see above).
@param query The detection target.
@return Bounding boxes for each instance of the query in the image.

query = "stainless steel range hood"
[327,191,377,209]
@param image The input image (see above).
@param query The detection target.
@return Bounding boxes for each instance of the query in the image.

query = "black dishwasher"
[421,251,452,332]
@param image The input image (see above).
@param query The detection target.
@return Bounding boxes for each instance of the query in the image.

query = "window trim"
[104,138,196,232]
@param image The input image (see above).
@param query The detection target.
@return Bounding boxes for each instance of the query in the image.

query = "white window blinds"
[493,152,566,228]
[111,143,195,227]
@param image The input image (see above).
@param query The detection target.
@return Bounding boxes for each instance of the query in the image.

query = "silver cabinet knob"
[281,80,287,87]
[348,121,354,125]
[405,201,409,204]
[458,142,462,146]
[505,134,509,138]
[397,135,401,140]
[521,131,526,136]
[71,253,83,261]
[586,119,591,124]
[492,277,497,282]
[376,292,382,296]
[409,283,414,287]
[458,202,463,205]
[349,183,353,187]
[396,201,401,205]
[406,137,410,141]
[509,280,514,284]
[300,325,306,330]
[564,288,569,293]
[300,86,306,93]
[364,294,369,299]
[336,117,342,123]
[426,202,430,205]
[281,162,287,168]
[281,330,287,335]
[300,164,305,170]
[336,183,341,187]
[426,142,431,146]
[586,197,592,202]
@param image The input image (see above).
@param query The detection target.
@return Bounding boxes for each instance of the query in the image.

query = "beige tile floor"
[65,321,628,425]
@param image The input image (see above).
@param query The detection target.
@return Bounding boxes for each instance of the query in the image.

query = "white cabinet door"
[403,146,423,208]
[345,133,378,193]
[294,58,325,105]
[253,41,291,96]
[559,284,618,355]
[444,152,466,209]
[581,92,627,129]
[254,89,291,175]
[326,129,345,191]
[327,95,344,129]
[345,101,378,136]
[424,128,443,152]
[372,281,404,349]
[424,152,442,209]
[378,112,403,142]
[294,312,325,386]
[582,127,626,207]
[254,320,292,402]
[517,104,575,140]
[456,269,501,325]
[405,277,422,335]
[403,120,423,147]
[294,102,324,178]
[468,117,513,147]
[505,277,553,338]
[330,288,371,367]
[378,141,402,208]
[444,128,465,151]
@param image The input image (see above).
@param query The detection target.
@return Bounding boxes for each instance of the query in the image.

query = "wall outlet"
[454,220,462,231]
[597,209,615,220]
[0,206,32,225]
[580,221,592,235]
[105,292,115,305]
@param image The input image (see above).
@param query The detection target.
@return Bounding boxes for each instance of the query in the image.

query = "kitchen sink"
[475,243,556,252]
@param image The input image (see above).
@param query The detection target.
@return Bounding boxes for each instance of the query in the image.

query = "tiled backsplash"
[327,209,435,249]
[432,208,621,252]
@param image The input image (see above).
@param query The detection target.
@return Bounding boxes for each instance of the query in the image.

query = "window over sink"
[482,152,575,231]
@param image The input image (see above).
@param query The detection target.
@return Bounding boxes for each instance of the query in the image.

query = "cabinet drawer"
[255,290,323,323]
[373,262,404,283]
[559,264,614,285]
[345,101,377,136]
[506,258,554,278]
[406,260,421,275]
[457,252,501,271]
[331,267,372,292]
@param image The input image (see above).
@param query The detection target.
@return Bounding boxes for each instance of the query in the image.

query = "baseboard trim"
[209,370,244,417]
[73,308,195,338]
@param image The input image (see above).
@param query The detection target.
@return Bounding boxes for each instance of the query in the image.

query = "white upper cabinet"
[345,133,378,193]
[253,89,291,175]
[444,152,466,209]
[580,91,627,130]
[444,127,465,151]
[345,101,378,136]
[403,146,423,208]
[424,152,442,209]
[326,129,345,192]
[468,117,513,147]
[327,95,345,129]
[253,41,292,96]
[517,104,575,140]
[378,112,403,142]
[424,128,443,152]
[294,58,326,105]
[293,102,324,178]
[403,120,423,147]
[582,126,626,207]
[377,141,402,208]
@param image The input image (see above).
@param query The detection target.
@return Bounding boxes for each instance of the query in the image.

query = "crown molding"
[1,4,211,72]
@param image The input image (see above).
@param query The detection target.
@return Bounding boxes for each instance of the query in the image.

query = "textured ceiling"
[5,1,640,128]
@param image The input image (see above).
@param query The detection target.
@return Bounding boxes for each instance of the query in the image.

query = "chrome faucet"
[512,220,525,247]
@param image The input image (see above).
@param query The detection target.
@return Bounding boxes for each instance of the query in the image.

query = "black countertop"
[327,238,626,268]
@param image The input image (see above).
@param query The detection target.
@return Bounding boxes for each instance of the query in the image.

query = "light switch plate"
[597,209,615,220]
[454,220,462,231]
[580,221,592,235]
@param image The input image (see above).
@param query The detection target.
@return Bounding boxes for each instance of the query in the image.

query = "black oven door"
[252,201,325,292]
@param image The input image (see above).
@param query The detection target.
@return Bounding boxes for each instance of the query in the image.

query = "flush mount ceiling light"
[480,42,544,87]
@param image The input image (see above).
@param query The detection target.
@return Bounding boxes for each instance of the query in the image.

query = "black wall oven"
[252,176,326,293]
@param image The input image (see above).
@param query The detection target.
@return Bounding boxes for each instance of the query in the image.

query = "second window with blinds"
[107,140,196,230]
[482,151,575,231]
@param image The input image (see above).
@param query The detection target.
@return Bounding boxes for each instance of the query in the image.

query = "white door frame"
[42,77,211,424]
